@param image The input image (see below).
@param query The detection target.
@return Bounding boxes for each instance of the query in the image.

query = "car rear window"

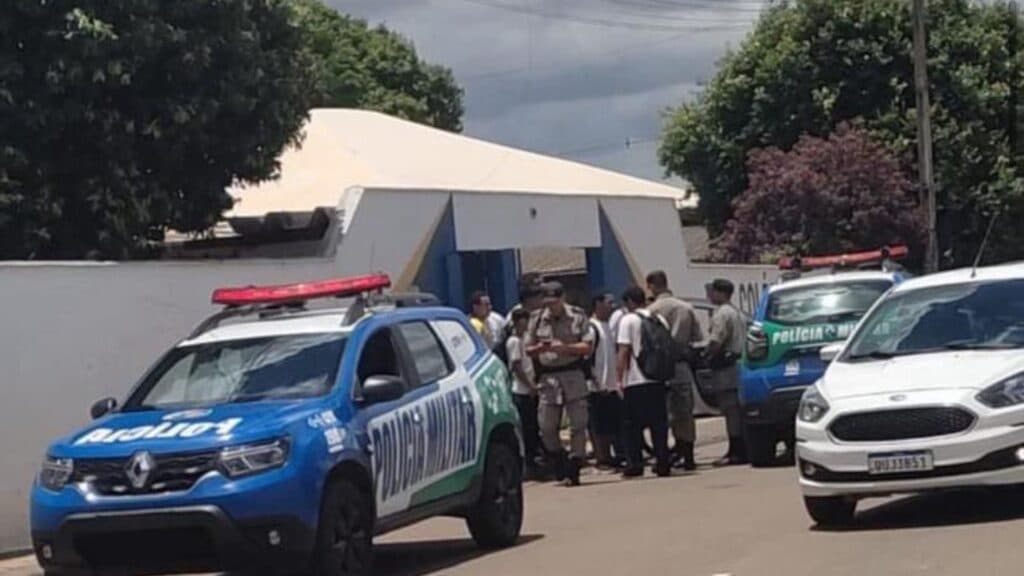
[766,280,892,326]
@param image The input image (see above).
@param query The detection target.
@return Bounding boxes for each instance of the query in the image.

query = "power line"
[461,31,691,82]
[455,0,753,32]
[556,136,661,158]
[598,0,770,16]
[602,0,770,16]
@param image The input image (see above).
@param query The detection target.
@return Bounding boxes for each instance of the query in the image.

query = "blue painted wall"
[586,206,634,298]
[413,200,517,313]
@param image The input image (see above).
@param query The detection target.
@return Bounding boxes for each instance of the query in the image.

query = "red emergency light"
[778,246,908,271]
[211,274,392,306]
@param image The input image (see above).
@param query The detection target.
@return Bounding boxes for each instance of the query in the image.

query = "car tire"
[745,424,777,468]
[804,496,856,527]
[466,441,523,549]
[311,479,374,576]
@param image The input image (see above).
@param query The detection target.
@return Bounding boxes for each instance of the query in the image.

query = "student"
[616,286,671,478]
[469,291,497,349]
[587,293,623,469]
[507,308,541,477]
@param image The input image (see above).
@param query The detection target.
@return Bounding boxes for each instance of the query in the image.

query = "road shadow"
[373,534,544,576]
[816,487,1024,532]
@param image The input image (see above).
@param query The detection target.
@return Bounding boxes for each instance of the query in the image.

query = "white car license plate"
[868,451,934,475]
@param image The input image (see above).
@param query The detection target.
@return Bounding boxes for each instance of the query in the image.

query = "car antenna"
[971,210,999,279]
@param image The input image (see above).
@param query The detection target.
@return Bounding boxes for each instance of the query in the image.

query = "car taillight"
[746,325,768,361]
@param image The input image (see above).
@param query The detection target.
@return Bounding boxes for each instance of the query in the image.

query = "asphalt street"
[5,418,1024,576]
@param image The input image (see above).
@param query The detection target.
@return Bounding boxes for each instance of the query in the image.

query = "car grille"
[73,527,216,568]
[829,407,975,442]
[72,451,219,496]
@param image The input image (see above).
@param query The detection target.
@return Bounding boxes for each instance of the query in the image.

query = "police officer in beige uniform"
[528,282,594,486]
[645,270,703,471]
[706,278,749,467]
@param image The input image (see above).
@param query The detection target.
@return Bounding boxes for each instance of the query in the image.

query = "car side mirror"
[820,343,843,364]
[90,397,118,420]
[358,375,406,405]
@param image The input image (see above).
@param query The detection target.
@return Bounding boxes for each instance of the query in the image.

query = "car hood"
[822,350,1024,400]
[51,400,328,458]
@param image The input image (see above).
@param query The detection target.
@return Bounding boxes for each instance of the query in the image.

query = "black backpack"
[636,312,676,382]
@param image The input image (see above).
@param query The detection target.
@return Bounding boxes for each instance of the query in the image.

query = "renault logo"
[126,451,156,489]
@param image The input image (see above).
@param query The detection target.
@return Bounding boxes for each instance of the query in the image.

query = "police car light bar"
[211,274,392,307]
[778,246,908,271]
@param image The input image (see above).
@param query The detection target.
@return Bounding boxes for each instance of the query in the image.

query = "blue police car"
[741,269,903,466]
[30,275,523,576]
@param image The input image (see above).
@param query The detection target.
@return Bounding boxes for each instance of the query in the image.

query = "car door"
[366,320,481,519]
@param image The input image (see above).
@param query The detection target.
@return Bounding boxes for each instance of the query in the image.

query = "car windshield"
[844,279,1024,361]
[766,280,892,326]
[124,333,348,410]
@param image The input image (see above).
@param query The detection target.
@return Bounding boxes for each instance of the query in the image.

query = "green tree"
[660,0,1024,266]
[0,0,315,259]
[293,0,464,132]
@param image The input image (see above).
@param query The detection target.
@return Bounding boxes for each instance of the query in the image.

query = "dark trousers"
[623,382,670,475]
[513,393,540,460]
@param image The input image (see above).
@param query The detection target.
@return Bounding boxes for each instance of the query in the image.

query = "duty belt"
[536,360,587,377]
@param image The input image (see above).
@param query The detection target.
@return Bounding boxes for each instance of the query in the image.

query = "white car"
[796,263,1024,526]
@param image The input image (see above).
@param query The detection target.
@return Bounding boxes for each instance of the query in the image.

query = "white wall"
[682,263,781,315]
[453,192,600,251]
[600,196,691,291]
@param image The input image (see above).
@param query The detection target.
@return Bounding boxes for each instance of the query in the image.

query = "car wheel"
[466,441,523,549]
[804,496,856,527]
[745,424,777,468]
[312,479,374,576]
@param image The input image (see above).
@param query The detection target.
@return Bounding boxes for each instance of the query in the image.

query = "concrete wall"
[0,259,350,553]
[681,263,781,316]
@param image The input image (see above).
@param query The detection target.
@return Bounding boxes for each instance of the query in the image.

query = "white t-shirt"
[589,318,617,393]
[487,312,507,345]
[616,312,651,388]
[506,334,536,396]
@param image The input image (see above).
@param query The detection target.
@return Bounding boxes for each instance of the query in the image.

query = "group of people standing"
[467,271,748,486]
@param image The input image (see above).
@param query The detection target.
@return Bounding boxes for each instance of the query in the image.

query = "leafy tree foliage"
[717,125,925,263]
[0,0,316,259]
[660,0,1024,266]
[293,0,464,132]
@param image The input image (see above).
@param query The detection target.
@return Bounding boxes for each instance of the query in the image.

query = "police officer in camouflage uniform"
[528,282,594,486]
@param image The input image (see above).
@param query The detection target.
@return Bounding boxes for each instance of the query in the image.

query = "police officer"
[528,282,594,486]
[646,270,703,471]
[706,278,749,467]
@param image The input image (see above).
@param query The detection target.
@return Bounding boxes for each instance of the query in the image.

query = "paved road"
[6,418,1024,576]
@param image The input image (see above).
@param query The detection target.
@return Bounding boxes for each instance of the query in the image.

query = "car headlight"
[219,438,290,478]
[39,456,74,491]
[798,385,830,423]
[977,373,1024,408]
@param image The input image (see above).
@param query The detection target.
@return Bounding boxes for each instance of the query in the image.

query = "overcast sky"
[325,0,767,182]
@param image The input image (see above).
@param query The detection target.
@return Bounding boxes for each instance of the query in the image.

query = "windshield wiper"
[943,341,1024,351]
[846,350,898,360]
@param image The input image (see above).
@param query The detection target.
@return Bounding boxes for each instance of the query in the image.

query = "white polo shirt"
[616,311,651,388]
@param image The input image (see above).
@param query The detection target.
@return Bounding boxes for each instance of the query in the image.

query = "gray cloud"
[326,0,763,180]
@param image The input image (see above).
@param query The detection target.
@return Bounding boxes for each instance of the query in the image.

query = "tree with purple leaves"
[716,125,926,264]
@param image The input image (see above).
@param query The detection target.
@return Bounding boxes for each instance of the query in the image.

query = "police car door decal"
[367,368,483,517]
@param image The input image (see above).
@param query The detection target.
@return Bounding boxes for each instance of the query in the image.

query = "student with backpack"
[616,286,675,478]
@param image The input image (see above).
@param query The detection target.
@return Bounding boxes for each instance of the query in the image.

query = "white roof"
[179,311,352,346]
[893,262,1024,294]
[227,109,687,218]
[769,271,899,293]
